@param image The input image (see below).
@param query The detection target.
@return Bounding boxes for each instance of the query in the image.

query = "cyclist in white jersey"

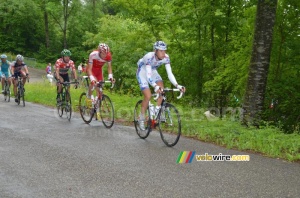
[136,41,185,130]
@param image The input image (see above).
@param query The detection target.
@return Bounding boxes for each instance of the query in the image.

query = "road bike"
[2,76,11,102]
[56,81,78,121]
[133,88,183,147]
[16,76,29,106]
[79,76,115,128]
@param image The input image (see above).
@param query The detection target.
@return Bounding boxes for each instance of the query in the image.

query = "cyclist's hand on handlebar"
[154,85,162,94]
[176,84,186,93]
[109,78,115,84]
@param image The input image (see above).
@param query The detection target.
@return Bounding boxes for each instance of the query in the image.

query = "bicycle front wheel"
[21,86,25,107]
[17,88,21,105]
[57,94,63,117]
[133,100,151,139]
[99,94,114,128]
[65,91,72,121]
[79,92,94,124]
[4,83,10,102]
[158,103,181,147]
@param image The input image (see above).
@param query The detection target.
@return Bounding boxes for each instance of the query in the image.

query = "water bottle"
[91,95,95,105]
[155,106,161,116]
[149,103,155,118]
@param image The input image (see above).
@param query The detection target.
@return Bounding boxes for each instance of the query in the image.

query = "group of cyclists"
[0,54,29,103]
[1,41,186,130]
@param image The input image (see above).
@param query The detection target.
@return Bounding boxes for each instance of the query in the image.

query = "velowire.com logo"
[177,151,250,163]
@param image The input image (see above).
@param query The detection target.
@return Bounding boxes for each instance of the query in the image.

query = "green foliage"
[0,0,299,131]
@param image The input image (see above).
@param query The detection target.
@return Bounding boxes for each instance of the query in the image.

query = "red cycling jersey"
[55,58,76,75]
[88,50,112,81]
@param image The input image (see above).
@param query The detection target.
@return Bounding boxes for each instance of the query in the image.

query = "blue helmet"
[153,41,167,50]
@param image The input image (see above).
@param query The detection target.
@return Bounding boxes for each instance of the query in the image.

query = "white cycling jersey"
[136,52,178,90]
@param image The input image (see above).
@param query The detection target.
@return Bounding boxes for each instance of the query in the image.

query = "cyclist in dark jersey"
[11,54,29,103]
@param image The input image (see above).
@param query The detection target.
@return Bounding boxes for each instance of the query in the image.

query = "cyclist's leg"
[1,75,4,92]
[13,73,19,102]
[19,71,26,85]
[1,77,4,93]
[152,70,164,107]
[89,71,102,98]
[56,75,64,101]
[137,68,151,118]
[64,74,71,101]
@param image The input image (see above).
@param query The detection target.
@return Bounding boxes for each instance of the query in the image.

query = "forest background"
[0,0,299,133]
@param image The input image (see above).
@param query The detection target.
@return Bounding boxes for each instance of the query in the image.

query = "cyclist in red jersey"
[55,49,78,103]
[87,43,114,98]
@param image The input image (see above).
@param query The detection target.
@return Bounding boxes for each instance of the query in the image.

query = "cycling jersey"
[136,52,178,90]
[11,61,28,78]
[0,60,11,77]
[88,50,112,81]
[55,58,75,75]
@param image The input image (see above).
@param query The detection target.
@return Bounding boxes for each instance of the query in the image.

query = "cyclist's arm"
[24,65,29,75]
[107,61,113,79]
[165,64,178,87]
[55,64,60,81]
[10,64,14,75]
[70,62,77,80]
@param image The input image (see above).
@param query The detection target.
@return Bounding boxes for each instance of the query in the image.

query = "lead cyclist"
[0,54,12,93]
[136,41,186,130]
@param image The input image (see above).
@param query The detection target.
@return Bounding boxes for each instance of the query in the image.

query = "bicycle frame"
[79,76,115,128]
[149,88,183,128]
[56,81,77,121]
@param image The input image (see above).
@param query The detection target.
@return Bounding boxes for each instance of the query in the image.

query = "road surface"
[0,97,300,197]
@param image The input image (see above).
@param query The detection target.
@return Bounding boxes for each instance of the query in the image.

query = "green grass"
[23,82,300,162]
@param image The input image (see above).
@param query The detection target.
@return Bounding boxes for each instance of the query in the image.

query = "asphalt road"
[0,97,300,198]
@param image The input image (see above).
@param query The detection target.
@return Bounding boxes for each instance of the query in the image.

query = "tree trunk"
[242,0,278,126]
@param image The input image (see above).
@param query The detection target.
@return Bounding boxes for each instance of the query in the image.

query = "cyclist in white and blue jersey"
[136,41,186,130]
[0,54,12,93]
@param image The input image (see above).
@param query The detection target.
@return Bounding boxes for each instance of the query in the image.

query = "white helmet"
[153,41,167,50]
[1,54,7,59]
[16,54,24,61]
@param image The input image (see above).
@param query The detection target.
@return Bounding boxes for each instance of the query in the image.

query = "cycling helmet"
[98,43,110,53]
[153,41,167,50]
[16,54,24,61]
[1,54,7,59]
[61,49,72,56]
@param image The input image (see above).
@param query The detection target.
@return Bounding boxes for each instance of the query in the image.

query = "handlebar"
[153,88,184,100]
[57,81,78,85]
[82,75,115,89]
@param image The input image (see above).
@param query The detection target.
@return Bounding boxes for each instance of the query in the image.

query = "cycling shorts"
[136,68,162,91]
[13,71,26,79]
[58,73,70,82]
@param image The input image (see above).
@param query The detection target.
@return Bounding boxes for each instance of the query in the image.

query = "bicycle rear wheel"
[65,91,72,121]
[158,103,181,147]
[133,100,151,139]
[99,94,114,128]
[79,92,94,124]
